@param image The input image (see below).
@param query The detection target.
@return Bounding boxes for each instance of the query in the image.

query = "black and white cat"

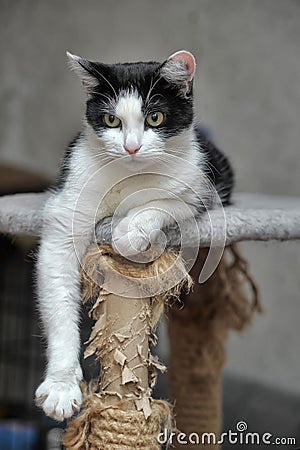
[35,50,233,421]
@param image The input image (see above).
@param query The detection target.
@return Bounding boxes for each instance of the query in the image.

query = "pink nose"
[124,145,141,155]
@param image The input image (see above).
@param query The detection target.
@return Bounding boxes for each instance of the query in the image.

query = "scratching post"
[63,244,192,450]
[63,244,259,450]
[167,245,260,449]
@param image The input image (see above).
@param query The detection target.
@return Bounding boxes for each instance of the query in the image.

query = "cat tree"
[0,192,300,449]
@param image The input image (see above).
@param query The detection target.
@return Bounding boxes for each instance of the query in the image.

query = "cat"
[35,50,234,421]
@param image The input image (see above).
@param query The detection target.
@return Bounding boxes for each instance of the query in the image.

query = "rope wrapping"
[167,245,260,449]
[63,384,171,450]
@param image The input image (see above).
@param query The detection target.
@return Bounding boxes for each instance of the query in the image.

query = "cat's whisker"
[145,74,163,106]
[91,67,118,99]
[88,90,115,104]
[145,93,165,111]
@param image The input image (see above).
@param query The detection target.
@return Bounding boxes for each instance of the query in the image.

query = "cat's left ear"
[66,52,99,93]
[161,50,196,95]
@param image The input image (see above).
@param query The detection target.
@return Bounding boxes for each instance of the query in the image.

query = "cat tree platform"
[1,192,299,449]
[0,192,300,242]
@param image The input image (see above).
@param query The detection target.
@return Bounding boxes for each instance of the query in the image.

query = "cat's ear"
[66,52,99,93]
[161,50,196,95]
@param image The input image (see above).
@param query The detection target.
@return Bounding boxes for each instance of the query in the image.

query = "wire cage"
[0,235,47,449]
[0,233,102,450]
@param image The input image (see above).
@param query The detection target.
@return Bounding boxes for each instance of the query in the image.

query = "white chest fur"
[63,143,202,224]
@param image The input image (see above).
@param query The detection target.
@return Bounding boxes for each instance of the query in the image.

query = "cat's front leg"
[35,205,92,421]
[112,199,198,256]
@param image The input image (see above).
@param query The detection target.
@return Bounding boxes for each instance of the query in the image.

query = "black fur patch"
[56,132,82,190]
[195,127,234,206]
[84,61,194,139]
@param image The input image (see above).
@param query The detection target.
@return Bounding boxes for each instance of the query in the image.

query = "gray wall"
[1,0,300,393]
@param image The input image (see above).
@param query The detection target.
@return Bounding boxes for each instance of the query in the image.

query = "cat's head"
[67,51,196,166]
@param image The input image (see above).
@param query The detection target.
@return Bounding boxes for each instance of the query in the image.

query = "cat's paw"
[35,369,82,421]
[112,216,149,256]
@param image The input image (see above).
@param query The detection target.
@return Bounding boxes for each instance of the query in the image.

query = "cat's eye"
[146,112,164,127]
[103,114,121,128]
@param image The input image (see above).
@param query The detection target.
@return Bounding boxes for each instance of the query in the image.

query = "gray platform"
[0,192,300,245]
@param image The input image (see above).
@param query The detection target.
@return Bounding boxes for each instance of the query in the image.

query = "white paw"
[35,370,82,421]
[112,216,150,257]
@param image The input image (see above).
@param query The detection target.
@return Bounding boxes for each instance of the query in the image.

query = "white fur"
[36,89,207,420]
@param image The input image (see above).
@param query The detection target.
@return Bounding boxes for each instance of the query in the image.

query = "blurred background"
[0,0,300,448]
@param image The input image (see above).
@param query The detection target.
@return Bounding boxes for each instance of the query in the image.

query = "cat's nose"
[124,145,141,155]
[124,132,141,155]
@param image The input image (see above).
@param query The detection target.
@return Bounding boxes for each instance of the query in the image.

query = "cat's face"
[68,51,196,166]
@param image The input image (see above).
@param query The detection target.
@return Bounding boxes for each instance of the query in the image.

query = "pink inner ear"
[169,50,196,81]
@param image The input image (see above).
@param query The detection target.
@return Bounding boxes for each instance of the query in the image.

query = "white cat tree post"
[0,192,300,450]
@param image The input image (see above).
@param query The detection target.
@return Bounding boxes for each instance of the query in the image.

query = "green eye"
[104,114,121,128]
[146,112,164,127]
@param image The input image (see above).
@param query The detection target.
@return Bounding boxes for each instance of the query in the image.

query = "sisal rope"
[167,244,261,449]
[63,383,171,450]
